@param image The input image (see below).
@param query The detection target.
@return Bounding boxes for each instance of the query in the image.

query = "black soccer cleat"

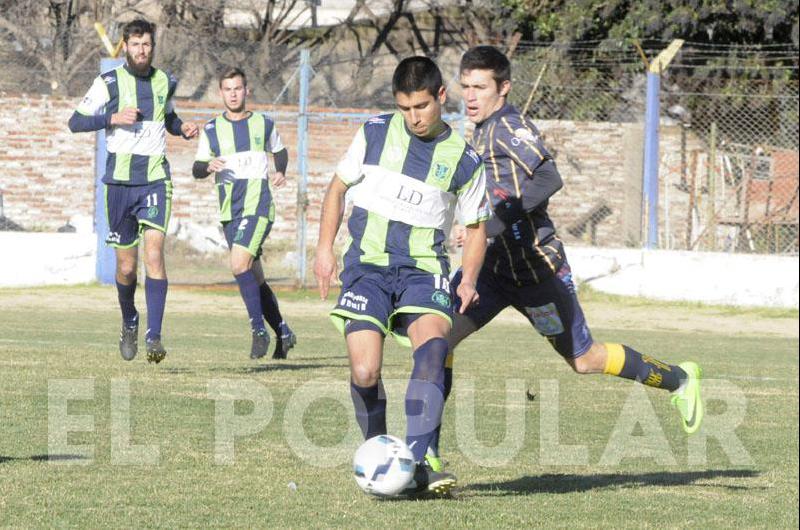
[145,338,167,364]
[250,329,270,360]
[272,324,297,360]
[119,323,138,361]
[401,461,457,498]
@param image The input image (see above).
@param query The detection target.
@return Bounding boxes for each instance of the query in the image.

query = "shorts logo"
[107,231,121,244]
[341,291,368,311]
[234,218,248,241]
[433,162,450,181]
[147,206,159,219]
[431,290,451,308]
[157,95,164,104]
[255,135,262,147]
[525,303,564,336]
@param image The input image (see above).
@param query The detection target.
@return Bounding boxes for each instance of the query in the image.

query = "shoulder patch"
[465,147,480,165]
[514,128,538,143]
[102,75,116,85]
[204,121,215,130]
[366,116,386,125]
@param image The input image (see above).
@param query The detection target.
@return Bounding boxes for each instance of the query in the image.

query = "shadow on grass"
[465,469,761,495]
[0,454,88,464]
[210,363,344,374]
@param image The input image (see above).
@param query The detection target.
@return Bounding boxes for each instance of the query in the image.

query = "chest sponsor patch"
[524,303,564,336]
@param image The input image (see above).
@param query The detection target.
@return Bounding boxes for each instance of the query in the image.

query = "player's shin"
[144,276,167,340]
[350,379,387,439]
[116,280,138,327]
[603,343,687,391]
[428,350,454,457]
[405,337,448,462]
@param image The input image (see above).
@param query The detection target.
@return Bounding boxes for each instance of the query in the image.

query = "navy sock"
[144,277,167,341]
[259,282,284,334]
[428,352,453,455]
[350,380,387,439]
[116,280,138,327]
[235,270,266,332]
[405,337,448,463]
[605,343,686,391]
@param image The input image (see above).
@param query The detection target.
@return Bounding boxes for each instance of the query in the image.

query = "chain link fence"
[1,19,798,287]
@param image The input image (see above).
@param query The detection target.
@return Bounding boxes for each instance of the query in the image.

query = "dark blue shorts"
[104,180,172,248]
[330,264,454,347]
[452,260,593,358]
[222,216,273,258]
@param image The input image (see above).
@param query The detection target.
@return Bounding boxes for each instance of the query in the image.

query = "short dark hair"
[123,19,156,43]
[392,56,443,97]
[460,46,511,87]
[219,66,247,87]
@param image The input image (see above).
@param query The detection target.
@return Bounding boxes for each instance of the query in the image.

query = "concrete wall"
[0,93,645,249]
[1,231,796,309]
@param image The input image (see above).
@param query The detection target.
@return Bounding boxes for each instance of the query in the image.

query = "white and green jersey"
[337,112,489,275]
[195,112,284,222]
[75,64,181,185]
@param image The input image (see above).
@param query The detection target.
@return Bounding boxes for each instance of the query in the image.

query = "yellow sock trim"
[445,351,454,369]
[603,343,625,375]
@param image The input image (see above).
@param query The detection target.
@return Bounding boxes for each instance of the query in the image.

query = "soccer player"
[314,57,490,496]
[426,45,704,469]
[192,67,296,360]
[68,19,199,363]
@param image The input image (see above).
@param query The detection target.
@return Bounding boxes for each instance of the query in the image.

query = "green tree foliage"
[503,0,799,45]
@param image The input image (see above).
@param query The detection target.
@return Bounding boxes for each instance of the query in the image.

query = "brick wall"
[0,93,650,250]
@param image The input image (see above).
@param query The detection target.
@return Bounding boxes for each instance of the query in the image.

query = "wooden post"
[706,122,717,250]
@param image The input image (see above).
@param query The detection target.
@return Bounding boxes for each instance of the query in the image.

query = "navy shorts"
[104,180,172,248]
[222,216,273,258]
[452,261,594,358]
[330,264,454,347]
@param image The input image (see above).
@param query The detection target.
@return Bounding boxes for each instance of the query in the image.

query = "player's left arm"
[455,162,490,313]
[485,117,563,237]
[265,116,288,188]
[163,74,198,139]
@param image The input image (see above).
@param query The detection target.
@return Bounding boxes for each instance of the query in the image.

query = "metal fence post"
[642,71,660,250]
[95,57,125,284]
[296,49,311,288]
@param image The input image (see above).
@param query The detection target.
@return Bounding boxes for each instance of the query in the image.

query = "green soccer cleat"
[671,361,704,434]
[401,461,456,498]
[145,338,167,364]
[425,447,444,473]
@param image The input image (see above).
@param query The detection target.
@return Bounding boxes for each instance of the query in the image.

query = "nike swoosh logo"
[685,400,698,428]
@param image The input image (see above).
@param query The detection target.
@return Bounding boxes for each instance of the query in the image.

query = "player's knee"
[230,260,251,276]
[116,260,137,281]
[569,343,605,374]
[351,363,381,388]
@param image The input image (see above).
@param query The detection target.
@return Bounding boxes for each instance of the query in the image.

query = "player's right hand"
[110,107,139,126]
[313,247,337,300]
[208,158,226,173]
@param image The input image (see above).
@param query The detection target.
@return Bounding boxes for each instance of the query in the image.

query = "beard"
[126,51,153,76]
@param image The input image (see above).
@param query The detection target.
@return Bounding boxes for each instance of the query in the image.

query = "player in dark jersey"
[425,46,704,470]
[68,19,199,363]
[314,57,490,497]
[192,67,296,360]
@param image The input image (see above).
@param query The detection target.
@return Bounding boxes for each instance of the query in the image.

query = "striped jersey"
[195,112,284,222]
[75,64,179,185]
[472,103,565,283]
[337,112,490,276]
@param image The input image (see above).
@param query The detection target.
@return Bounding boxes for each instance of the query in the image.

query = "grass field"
[0,284,797,528]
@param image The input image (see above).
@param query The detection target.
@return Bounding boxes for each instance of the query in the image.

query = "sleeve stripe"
[496,137,535,177]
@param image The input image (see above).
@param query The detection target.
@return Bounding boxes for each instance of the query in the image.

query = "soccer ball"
[352,434,415,497]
